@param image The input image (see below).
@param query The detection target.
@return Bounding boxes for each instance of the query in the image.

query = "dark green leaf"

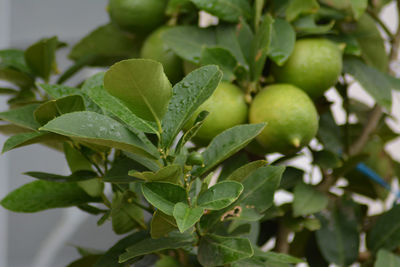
[124,152,161,172]
[279,166,304,190]
[198,234,253,266]
[255,249,304,264]
[173,202,204,232]
[155,256,181,267]
[0,67,34,88]
[343,57,392,110]
[119,233,195,262]
[293,15,335,36]
[1,180,101,212]
[191,0,252,22]
[94,231,148,267]
[313,150,342,169]
[317,110,343,152]
[0,49,31,73]
[151,210,177,239]
[269,18,296,66]
[161,65,222,148]
[104,59,172,122]
[2,131,51,153]
[192,123,266,176]
[103,156,147,183]
[67,255,103,267]
[38,83,82,99]
[141,182,187,215]
[111,191,145,234]
[374,249,400,267]
[293,183,329,217]
[24,170,97,182]
[286,0,319,21]
[0,103,41,130]
[367,204,400,252]
[24,36,58,82]
[201,47,237,81]
[162,26,216,64]
[40,111,157,158]
[226,160,267,182]
[130,165,182,184]
[197,181,244,210]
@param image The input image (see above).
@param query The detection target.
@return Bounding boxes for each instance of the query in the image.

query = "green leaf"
[162,26,216,64]
[111,191,145,234]
[192,123,266,176]
[0,49,31,73]
[255,250,304,264]
[250,15,273,81]
[293,15,335,36]
[38,83,81,99]
[124,152,161,172]
[2,131,48,153]
[161,65,222,148]
[1,180,101,212]
[69,24,141,66]
[240,165,284,213]
[67,255,103,267]
[269,18,296,66]
[87,84,157,134]
[24,170,97,182]
[24,36,58,82]
[103,156,147,183]
[130,165,182,184]
[34,95,85,125]
[63,142,93,173]
[198,234,253,266]
[0,87,18,95]
[0,67,34,88]
[351,14,388,72]
[201,47,237,81]
[226,160,268,182]
[374,249,400,267]
[173,202,204,232]
[104,59,172,122]
[119,233,195,263]
[40,111,156,158]
[155,256,181,267]
[343,57,392,110]
[286,0,319,21]
[141,182,187,215]
[0,103,41,130]
[94,231,148,267]
[317,111,343,152]
[197,181,244,210]
[151,210,177,239]
[367,204,400,252]
[313,150,342,169]
[191,0,252,22]
[316,199,360,266]
[293,183,329,217]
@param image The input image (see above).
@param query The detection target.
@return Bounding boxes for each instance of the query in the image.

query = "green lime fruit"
[185,82,248,143]
[186,152,204,166]
[271,38,342,98]
[249,84,319,154]
[108,0,167,34]
[141,27,184,84]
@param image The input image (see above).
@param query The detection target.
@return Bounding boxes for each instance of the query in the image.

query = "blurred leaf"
[24,170,97,182]
[198,234,253,266]
[155,256,181,267]
[161,65,222,148]
[141,182,187,215]
[192,123,266,176]
[0,103,40,130]
[119,233,195,262]
[226,160,268,182]
[269,18,296,66]
[374,249,400,267]
[293,15,335,36]
[320,0,367,19]
[2,131,50,153]
[190,0,252,22]
[280,166,304,190]
[293,183,329,217]
[197,181,243,210]
[41,111,157,158]
[24,36,58,82]
[317,110,343,152]
[151,210,177,239]
[67,255,103,267]
[201,47,237,81]
[0,49,31,73]
[163,26,216,64]
[130,165,182,184]
[0,67,34,89]
[329,34,362,56]
[173,202,204,232]
[286,0,319,21]
[104,59,172,122]
[111,191,145,234]
[313,150,342,169]
[1,180,101,212]
[344,57,392,110]
[103,156,147,183]
[367,204,400,252]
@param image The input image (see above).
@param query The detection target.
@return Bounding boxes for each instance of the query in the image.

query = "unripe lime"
[249,84,319,154]
[108,0,166,34]
[186,152,204,166]
[185,82,248,143]
[271,38,342,98]
[141,27,184,84]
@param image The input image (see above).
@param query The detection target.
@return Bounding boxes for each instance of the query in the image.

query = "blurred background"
[0,1,400,267]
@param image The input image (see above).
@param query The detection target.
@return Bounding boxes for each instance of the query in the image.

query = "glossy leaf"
[130,165,182,184]
[269,18,296,66]
[1,180,101,212]
[141,182,187,215]
[286,0,319,21]
[367,204,400,252]
[162,26,216,64]
[40,111,156,158]
[240,165,285,213]
[161,65,222,148]
[2,131,49,153]
[201,47,237,81]
[191,0,252,22]
[343,57,392,110]
[173,202,204,233]
[197,181,243,210]
[119,233,195,262]
[24,36,58,82]
[104,59,172,122]
[293,183,329,217]
[226,160,267,182]
[94,231,148,267]
[151,210,177,239]
[192,123,266,176]
[198,234,253,266]
[374,249,400,267]
[0,103,41,130]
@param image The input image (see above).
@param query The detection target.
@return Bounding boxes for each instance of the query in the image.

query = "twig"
[274,223,290,253]
[367,8,395,41]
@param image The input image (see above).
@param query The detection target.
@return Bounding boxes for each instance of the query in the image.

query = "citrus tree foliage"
[1,0,400,266]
